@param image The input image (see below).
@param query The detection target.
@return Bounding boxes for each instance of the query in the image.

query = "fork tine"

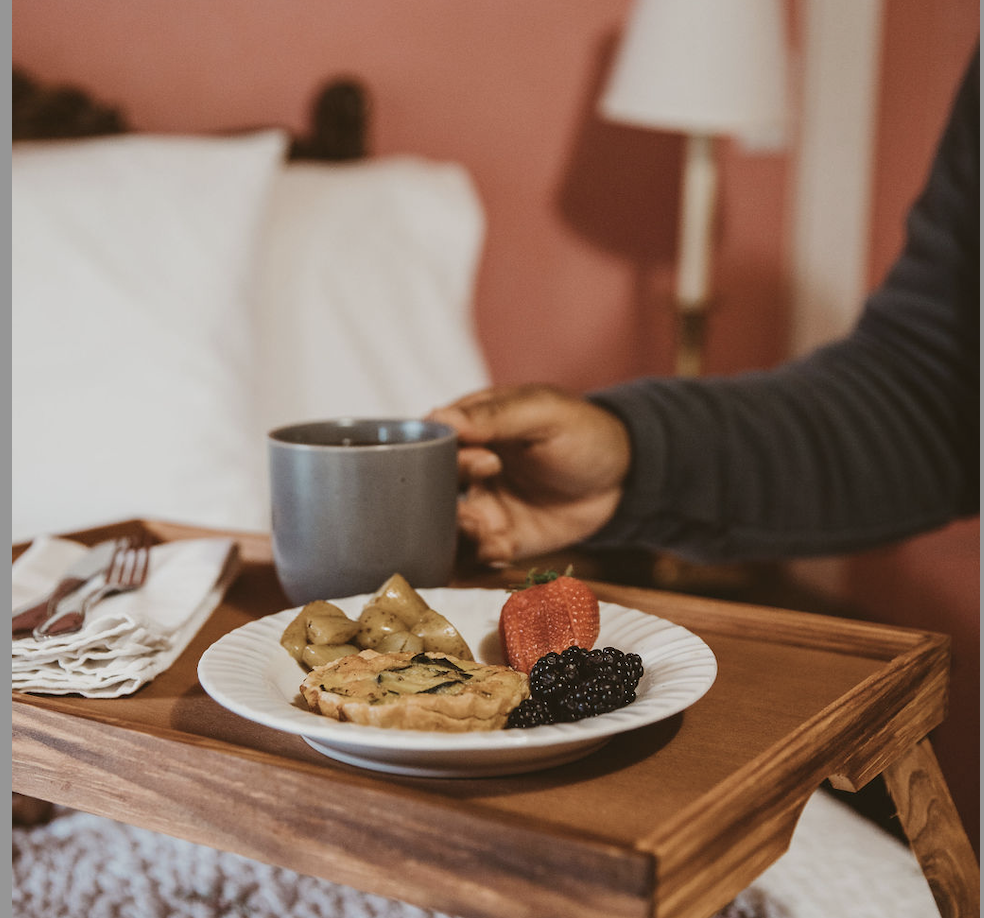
[105,542,127,583]
[120,534,149,586]
[108,536,137,582]
[131,538,151,586]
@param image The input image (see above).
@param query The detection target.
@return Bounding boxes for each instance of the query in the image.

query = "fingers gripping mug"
[268,419,459,605]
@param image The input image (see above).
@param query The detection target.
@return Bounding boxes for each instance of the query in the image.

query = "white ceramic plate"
[197,588,717,778]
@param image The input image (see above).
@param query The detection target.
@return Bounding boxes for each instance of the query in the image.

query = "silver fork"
[33,536,151,639]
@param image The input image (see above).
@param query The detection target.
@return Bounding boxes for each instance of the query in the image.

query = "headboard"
[11,67,369,160]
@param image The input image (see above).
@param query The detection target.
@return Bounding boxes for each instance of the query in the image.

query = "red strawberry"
[499,568,600,674]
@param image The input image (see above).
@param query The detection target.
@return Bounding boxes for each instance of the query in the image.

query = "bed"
[12,69,490,543]
[11,71,939,918]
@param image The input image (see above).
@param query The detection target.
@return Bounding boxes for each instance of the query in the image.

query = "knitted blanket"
[12,790,934,918]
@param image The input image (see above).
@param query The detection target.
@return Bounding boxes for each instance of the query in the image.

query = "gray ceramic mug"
[268,418,459,605]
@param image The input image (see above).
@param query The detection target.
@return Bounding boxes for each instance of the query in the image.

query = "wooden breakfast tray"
[11,520,978,918]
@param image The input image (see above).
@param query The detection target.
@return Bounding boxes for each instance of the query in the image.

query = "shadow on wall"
[557,32,683,264]
[555,31,685,377]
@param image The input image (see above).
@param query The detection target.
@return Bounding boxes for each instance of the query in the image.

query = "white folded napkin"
[12,535,240,698]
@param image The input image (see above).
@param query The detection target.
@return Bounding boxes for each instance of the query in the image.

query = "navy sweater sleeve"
[585,49,979,562]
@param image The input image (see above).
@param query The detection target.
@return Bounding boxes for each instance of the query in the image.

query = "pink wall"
[11,0,793,393]
[866,2,979,291]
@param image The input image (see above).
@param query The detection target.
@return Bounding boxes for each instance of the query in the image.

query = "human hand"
[427,384,631,564]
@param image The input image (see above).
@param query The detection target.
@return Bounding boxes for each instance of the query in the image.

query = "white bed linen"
[12,140,490,542]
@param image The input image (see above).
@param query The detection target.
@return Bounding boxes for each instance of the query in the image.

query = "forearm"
[587,340,976,561]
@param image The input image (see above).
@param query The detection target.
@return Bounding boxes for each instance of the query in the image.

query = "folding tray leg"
[881,737,979,918]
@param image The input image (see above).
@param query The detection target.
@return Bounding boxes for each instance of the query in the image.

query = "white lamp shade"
[600,0,788,147]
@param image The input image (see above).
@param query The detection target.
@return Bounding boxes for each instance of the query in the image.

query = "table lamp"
[599,0,788,376]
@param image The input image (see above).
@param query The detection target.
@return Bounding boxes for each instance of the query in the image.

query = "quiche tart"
[300,649,529,732]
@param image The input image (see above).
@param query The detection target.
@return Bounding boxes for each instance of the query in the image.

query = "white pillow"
[252,155,490,440]
[12,131,288,542]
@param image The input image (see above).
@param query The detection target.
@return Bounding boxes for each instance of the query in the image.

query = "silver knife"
[11,539,120,638]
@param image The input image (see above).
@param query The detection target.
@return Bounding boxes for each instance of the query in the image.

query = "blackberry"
[506,645,644,728]
[529,651,582,700]
[506,696,553,728]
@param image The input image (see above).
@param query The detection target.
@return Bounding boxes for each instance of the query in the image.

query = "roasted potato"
[373,630,425,654]
[411,608,473,660]
[306,609,359,645]
[302,643,360,668]
[280,612,309,661]
[302,599,351,620]
[280,601,358,660]
[356,606,406,649]
[366,573,430,627]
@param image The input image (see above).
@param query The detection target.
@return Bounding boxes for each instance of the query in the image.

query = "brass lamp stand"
[672,131,716,378]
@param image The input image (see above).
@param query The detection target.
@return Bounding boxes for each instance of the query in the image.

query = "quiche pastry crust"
[300,649,529,732]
